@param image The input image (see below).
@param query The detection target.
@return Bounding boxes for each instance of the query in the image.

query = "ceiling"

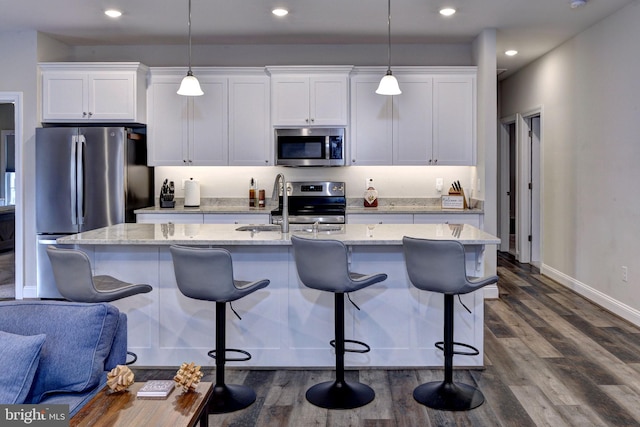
[0,0,635,78]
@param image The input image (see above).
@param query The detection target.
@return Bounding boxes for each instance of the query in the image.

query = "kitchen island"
[58,223,499,368]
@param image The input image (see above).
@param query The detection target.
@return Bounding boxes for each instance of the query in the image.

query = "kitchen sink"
[291,224,344,234]
[235,224,282,232]
[235,224,344,233]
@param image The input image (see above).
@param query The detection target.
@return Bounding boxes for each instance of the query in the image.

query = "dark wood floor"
[133,252,640,426]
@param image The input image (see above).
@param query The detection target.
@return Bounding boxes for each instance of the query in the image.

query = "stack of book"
[136,380,175,399]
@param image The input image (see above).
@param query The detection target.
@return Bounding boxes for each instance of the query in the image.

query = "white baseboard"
[542,264,640,328]
[483,284,499,299]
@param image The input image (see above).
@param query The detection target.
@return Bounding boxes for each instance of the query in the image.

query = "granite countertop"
[135,198,484,215]
[57,223,500,246]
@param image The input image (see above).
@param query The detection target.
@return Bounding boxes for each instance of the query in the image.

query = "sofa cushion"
[0,301,120,403]
[0,331,46,404]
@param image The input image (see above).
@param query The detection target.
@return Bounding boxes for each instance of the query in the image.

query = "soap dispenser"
[364,178,378,208]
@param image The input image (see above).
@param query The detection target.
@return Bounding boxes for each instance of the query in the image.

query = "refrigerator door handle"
[70,135,78,226]
[77,134,86,225]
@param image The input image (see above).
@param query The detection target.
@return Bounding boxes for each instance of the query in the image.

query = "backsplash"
[155,165,481,201]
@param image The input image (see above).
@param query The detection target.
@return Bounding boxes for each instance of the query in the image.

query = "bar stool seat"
[291,235,387,409]
[169,245,269,414]
[46,245,152,364]
[403,237,498,411]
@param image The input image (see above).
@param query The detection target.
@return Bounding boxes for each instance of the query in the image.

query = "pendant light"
[177,0,203,96]
[376,0,401,95]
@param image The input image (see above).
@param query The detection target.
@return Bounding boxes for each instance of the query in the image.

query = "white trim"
[0,92,23,299]
[542,264,640,328]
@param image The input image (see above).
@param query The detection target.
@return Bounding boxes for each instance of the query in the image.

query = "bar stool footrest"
[435,341,479,356]
[208,348,252,362]
[125,351,137,365]
[329,339,371,354]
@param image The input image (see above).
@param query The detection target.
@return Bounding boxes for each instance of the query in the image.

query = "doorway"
[499,110,542,266]
[0,93,22,299]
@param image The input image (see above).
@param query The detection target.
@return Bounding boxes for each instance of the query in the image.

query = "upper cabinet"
[147,68,271,167]
[350,67,476,166]
[268,66,352,127]
[40,62,147,123]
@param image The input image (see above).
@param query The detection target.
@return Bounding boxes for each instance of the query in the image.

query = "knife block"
[447,187,468,209]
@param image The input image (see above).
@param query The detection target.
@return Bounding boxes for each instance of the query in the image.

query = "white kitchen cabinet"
[432,76,475,165]
[148,75,227,166]
[393,75,433,165]
[349,76,393,165]
[40,62,147,123]
[148,68,270,167]
[136,213,204,224]
[203,213,270,224]
[347,213,413,224]
[413,213,481,227]
[349,67,476,166]
[269,66,352,126]
[228,76,271,166]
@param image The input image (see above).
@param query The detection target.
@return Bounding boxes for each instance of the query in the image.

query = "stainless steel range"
[271,181,346,225]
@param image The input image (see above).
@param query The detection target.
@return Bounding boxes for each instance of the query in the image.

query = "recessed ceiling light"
[570,0,587,8]
[505,50,518,56]
[272,8,289,17]
[439,8,456,17]
[104,9,122,18]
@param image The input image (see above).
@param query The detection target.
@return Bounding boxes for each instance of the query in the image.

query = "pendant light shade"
[376,70,401,95]
[377,0,401,95]
[178,0,203,96]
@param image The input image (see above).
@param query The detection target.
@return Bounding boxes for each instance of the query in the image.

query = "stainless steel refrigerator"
[35,126,154,298]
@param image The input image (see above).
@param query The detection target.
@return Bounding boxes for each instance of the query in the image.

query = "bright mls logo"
[0,405,68,426]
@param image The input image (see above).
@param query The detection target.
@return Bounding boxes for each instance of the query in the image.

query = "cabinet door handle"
[88,112,93,117]
[310,118,315,123]
[305,118,309,123]
[434,159,438,164]
[428,159,432,164]
[82,112,87,117]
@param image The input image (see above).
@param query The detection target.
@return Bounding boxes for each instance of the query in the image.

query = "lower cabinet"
[136,212,271,224]
[203,214,270,224]
[413,213,481,227]
[136,213,203,224]
[347,214,413,224]
[347,213,481,227]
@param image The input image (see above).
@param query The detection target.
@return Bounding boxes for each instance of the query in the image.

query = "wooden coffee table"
[71,382,213,427]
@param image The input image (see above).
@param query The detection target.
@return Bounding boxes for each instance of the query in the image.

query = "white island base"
[58,223,500,369]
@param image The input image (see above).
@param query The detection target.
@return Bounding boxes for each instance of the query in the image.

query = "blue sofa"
[0,301,127,417]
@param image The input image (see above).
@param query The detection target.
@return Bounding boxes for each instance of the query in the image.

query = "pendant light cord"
[187,0,193,74]
[386,0,392,73]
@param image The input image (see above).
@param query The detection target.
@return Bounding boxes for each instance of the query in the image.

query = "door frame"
[499,107,543,266]
[0,92,23,298]
[498,115,516,253]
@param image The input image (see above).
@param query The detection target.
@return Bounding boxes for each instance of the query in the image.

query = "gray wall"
[499,1,640,320]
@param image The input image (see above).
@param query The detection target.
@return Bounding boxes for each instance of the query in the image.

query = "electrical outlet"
[622,266,628,282]
[436,178,443,192]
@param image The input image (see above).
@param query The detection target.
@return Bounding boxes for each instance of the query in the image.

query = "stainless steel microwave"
[275,128,346,167]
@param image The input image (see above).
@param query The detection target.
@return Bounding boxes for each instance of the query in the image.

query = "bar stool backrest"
[290,236,352,292]
[46,246,97,302]
[169,245,238,302]
[402,237,468,295]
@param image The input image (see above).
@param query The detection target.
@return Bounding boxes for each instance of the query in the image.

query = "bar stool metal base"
[306,380,375,410]
[209,383,256,414]
[413,380,484,411]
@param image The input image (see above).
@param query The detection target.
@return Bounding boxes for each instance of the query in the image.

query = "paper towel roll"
[184,179,200,207]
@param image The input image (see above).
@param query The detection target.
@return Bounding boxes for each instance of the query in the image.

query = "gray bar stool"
[169,245,270,414]
[402,237,498,411]
[290,235,387,409]
[46,245,152,364]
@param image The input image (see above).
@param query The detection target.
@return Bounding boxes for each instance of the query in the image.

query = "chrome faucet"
[272,173,289,233]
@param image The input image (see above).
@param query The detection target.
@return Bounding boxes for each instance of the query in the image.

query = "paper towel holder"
[184,177,201,207]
